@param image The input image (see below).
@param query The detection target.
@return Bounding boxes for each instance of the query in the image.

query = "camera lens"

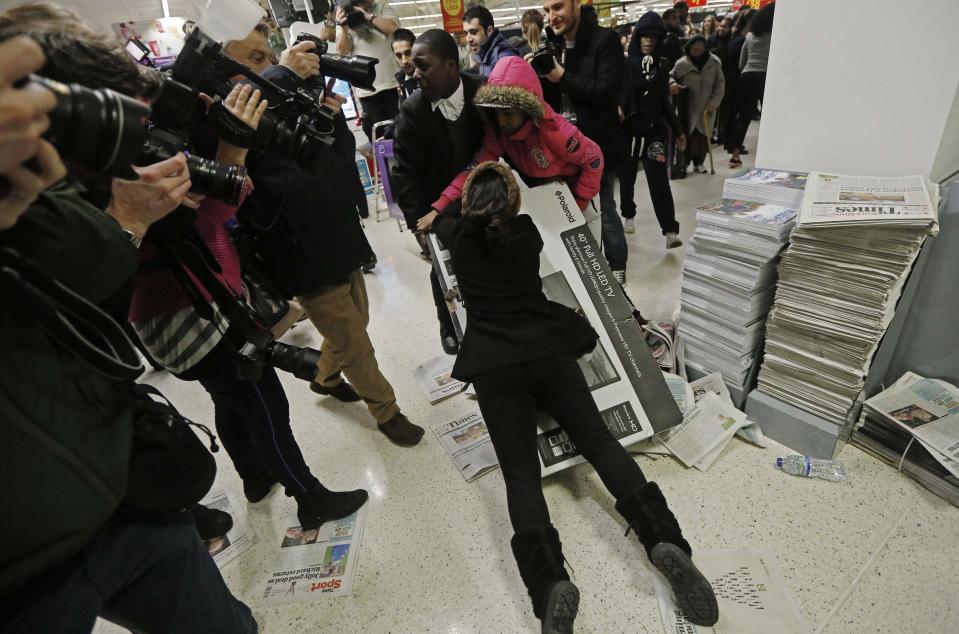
[185,155,247,205]
[319,54,378,92]
[266,341,321,383]
[35,75,150,178]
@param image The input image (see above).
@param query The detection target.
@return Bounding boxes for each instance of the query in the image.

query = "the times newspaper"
[430,182,682,477]
[433,411,499,482]
[256,507,367,605]
[797,172,939,230]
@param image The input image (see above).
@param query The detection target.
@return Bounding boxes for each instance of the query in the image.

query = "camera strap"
[0,247,144,380]
[206,100,255,149]
[147,212,272,351]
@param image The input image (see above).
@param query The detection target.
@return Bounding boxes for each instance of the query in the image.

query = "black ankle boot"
[511,525,579,634]
[615,482,718,627]
[295,481,369,531]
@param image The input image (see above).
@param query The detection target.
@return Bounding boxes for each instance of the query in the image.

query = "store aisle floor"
[96,130,959,633]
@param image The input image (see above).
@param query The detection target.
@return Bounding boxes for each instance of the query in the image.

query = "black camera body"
[338,0,369,30]
[292,32,378,92]
[530,39,562,76]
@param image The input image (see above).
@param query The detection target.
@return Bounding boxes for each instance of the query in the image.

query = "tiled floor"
[96,128,959,633]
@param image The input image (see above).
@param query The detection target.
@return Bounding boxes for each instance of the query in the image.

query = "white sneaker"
[693,164,707,174]
[623,218,635,234]
[612,270,626,285]
[666,232,683,249]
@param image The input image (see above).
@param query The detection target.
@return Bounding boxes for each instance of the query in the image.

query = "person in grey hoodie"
[670,35,724,173]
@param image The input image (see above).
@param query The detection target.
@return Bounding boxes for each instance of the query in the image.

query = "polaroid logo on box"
[310,579,342,592]
[554,190,577,224]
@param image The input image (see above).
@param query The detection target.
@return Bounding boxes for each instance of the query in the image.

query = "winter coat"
[542,16,626,173]
[391,73,486,230]
[477,29,521,77]
[671,52,725,136]
[623,11,683,140]
[0,190,135,597]
[239,65,374,297]
[433,165,597,381]
[433,57,604,213]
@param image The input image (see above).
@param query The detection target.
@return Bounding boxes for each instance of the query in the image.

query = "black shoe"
[295,481,369,531]
[511,525,578,633]
[244,480,278,503]
[739,147,749,155]
[362,255,377,273]
[192,503,233,540]
[310,377,362,402]
[441,334,459,355]
[616,482,718,627]
[378,412,425,447]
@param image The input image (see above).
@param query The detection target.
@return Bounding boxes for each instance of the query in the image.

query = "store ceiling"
[26,0,736,37]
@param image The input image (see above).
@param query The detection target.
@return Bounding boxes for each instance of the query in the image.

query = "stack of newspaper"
[679,200,797,390]
[722,169,808,208]
[757,173,940,424]
[852,372,959,506]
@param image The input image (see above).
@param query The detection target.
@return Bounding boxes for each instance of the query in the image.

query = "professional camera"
[337,0,369,30]
[530,39,562,76]
[293,32,378,92]
[30,75,150,179]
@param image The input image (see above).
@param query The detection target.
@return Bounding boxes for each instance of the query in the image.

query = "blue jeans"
[0,511,256,633]
[597,168,628,271]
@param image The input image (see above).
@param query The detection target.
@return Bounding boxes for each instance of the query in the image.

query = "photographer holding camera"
[536,0,629,283]
[225,26,425,447]
[0,20,256,632]
[335,0,401,144]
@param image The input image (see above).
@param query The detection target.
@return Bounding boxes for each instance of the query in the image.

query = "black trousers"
[431,267,456,337]
[726,71,766,153]
[359,89,400,144]
[687,129,708,167]
[473,353,647,532]
[1,512,255,633]
[619,135,680,235]
[178,340,317,497]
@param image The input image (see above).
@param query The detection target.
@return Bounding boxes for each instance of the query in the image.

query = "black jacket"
[543,17,626,172]
[623,44,683,138]
[391,73,485,230]
[434,213,596,381]
[240,65,374,297]
[661,27,685,68]
[0,191,135,597]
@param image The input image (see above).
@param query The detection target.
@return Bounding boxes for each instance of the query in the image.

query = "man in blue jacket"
[464,5,520,77]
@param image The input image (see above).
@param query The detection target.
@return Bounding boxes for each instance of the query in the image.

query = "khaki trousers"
[297,270,400,424]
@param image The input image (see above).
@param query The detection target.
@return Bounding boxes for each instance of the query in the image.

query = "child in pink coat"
[417,56,603,231]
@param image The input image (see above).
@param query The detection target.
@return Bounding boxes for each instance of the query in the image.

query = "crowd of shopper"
[0,0,782,632]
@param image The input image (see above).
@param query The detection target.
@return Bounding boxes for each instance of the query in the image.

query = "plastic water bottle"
[775,455,846,482]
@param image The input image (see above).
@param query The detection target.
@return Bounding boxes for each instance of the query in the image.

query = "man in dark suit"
[391,29,485,355]
[390,28,418,103]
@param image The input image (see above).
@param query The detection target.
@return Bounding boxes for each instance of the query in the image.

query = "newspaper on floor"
[256,507,368,605]
[690,372,768,448]
[433,411,499,482]
[428,233,468,340]
[201,486,257,569]
[415,355,466,404]
[663,371,695,414]
[655,549,809,634]
[658,392,749,467]
[431,181,682,478]
[797,172,939,233]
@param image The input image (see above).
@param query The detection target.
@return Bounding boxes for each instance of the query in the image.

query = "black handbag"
[124,384,219,515]
[230,224,291,328]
